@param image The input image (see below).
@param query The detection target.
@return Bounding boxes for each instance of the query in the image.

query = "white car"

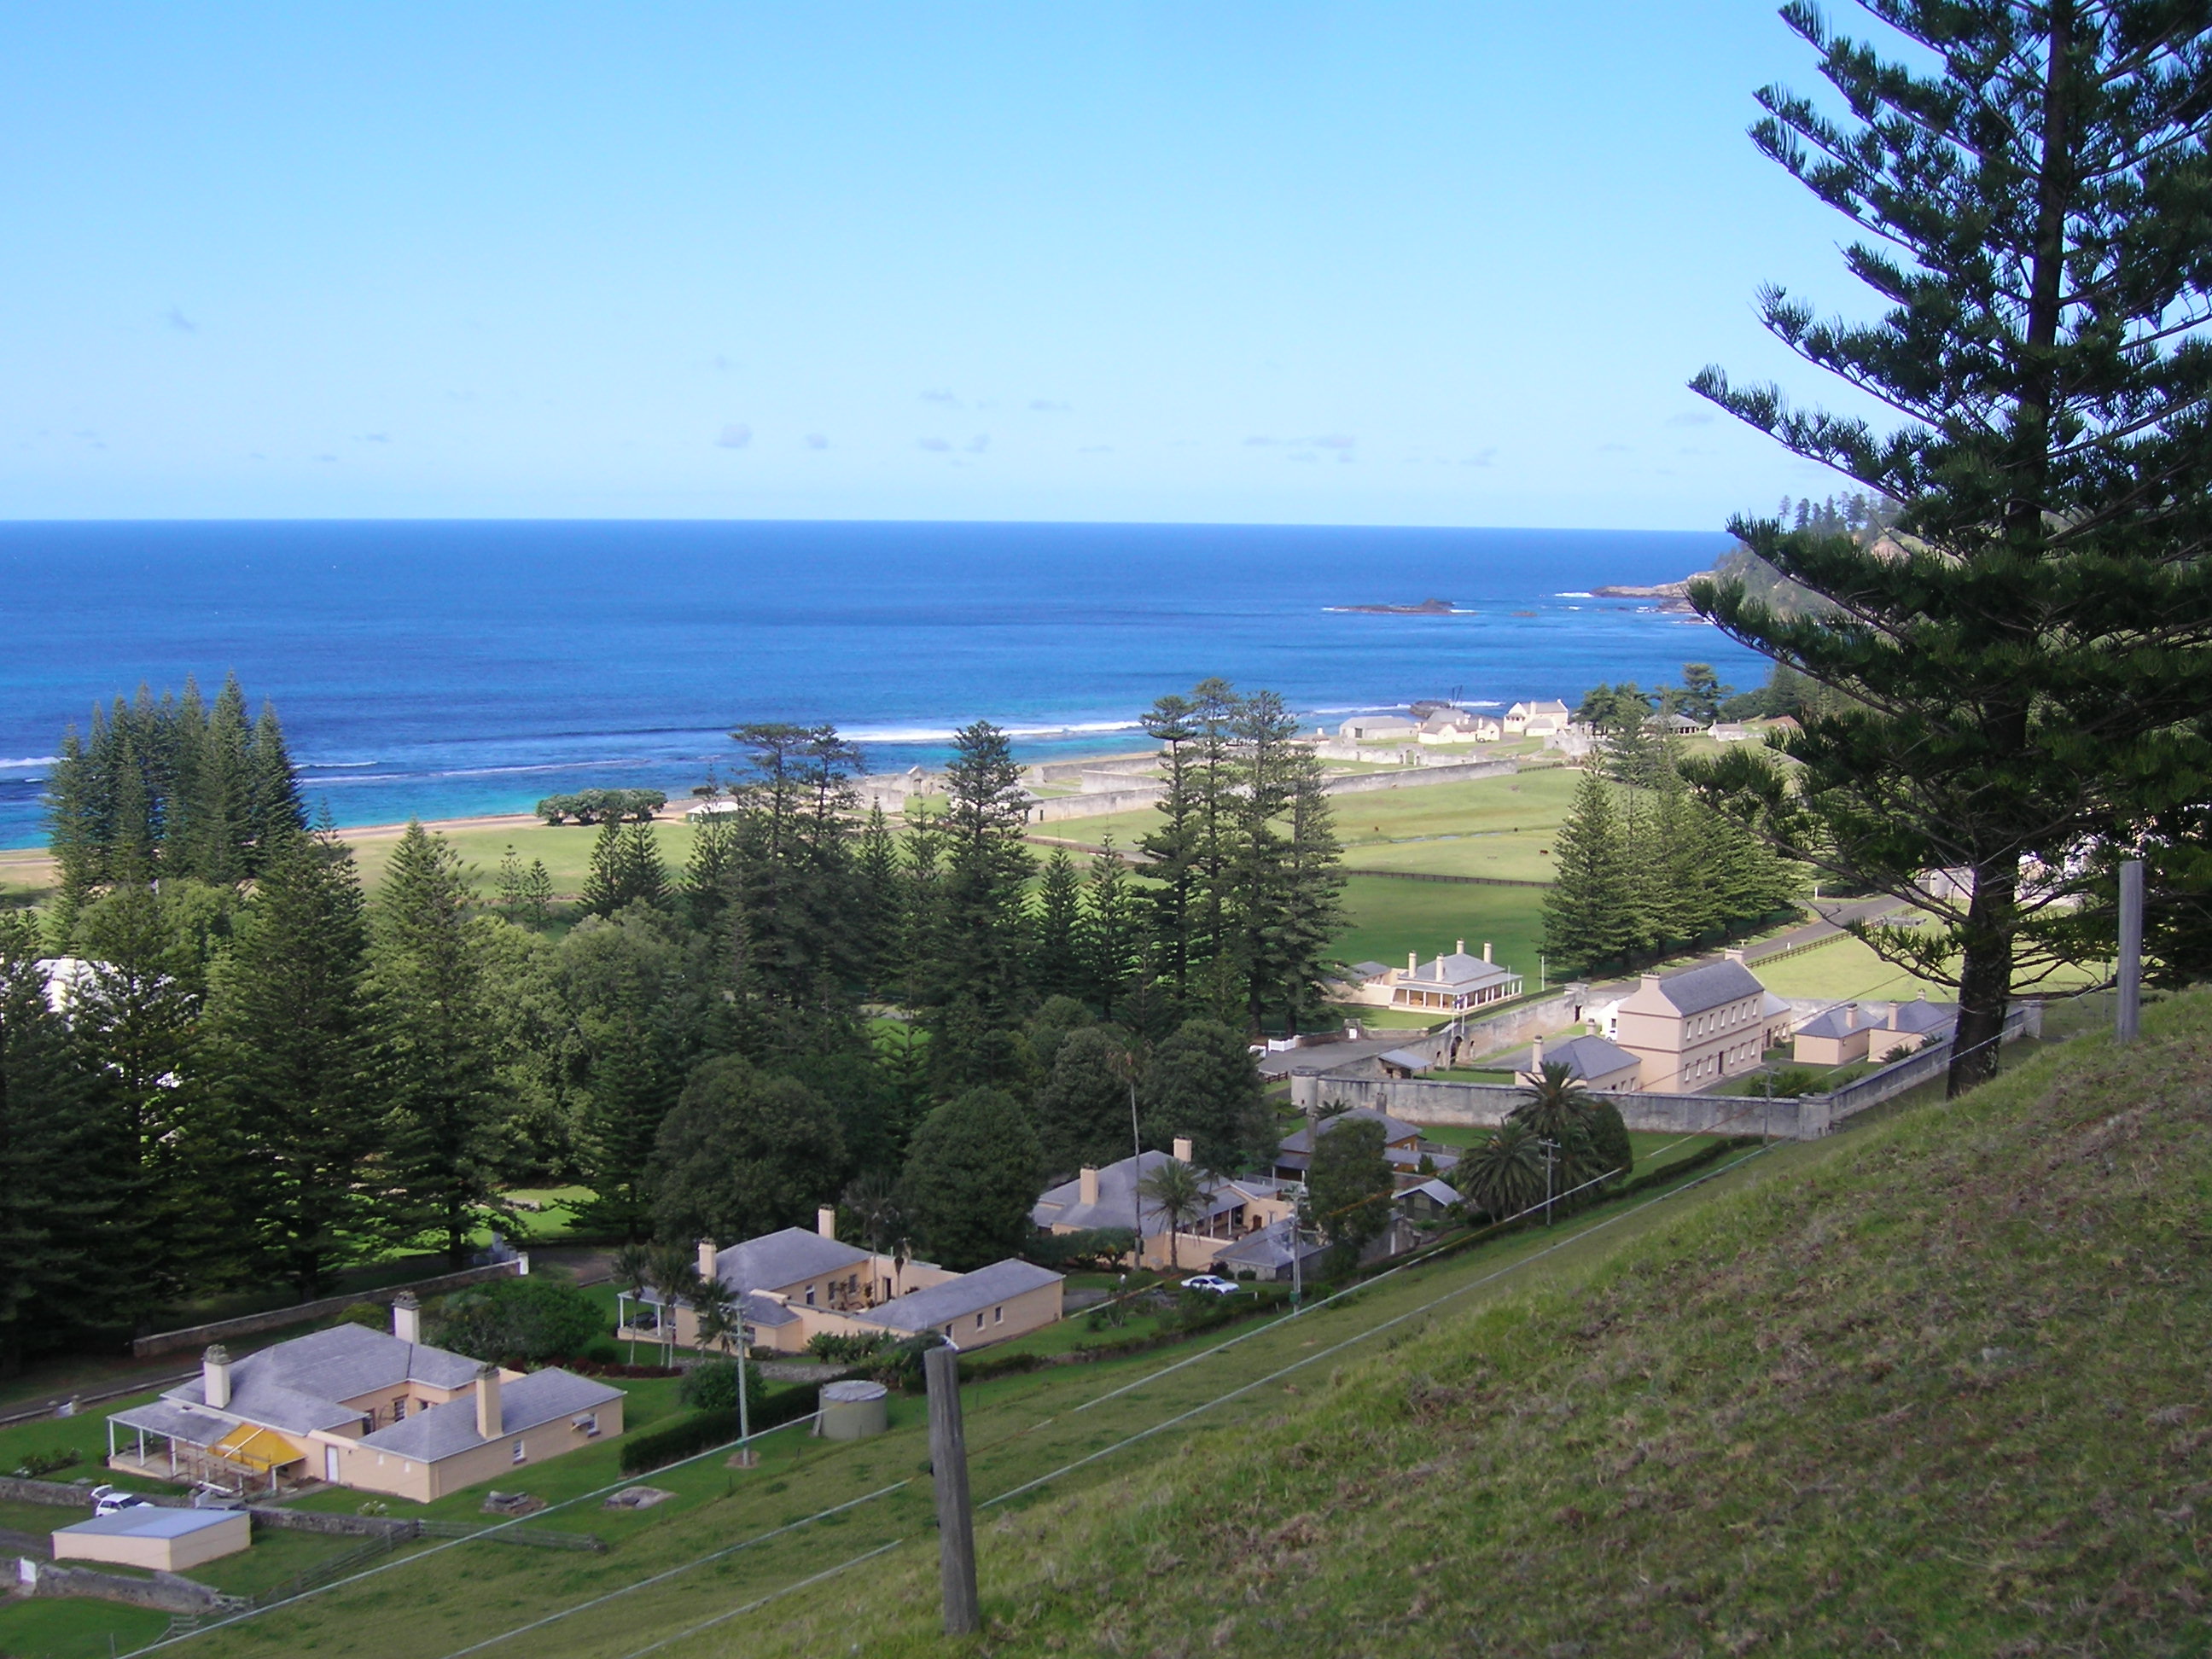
[1179,1274,1240,1296]
[89,1484,151,1517]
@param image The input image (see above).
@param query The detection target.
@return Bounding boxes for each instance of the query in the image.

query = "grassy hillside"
[733,988,2212,1656]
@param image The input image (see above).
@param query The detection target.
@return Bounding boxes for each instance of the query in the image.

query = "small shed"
[53,1505,250,1572]
[1377,1047,1429,1079]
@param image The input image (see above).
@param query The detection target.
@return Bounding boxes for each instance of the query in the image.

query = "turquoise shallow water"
[0,518,1754,847]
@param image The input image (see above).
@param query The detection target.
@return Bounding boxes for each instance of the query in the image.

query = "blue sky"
[0,3,1879,527]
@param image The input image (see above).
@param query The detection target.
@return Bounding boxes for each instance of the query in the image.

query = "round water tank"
[818,1379,889,1441]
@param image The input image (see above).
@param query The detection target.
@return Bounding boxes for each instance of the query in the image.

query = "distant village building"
[1610,952,1772,1094]
[1648,711,1705,736]
[1794,992,1957,1066]
[1416,708,1500,744]
[1505,699,1571,736]
[1337,715,1420,742]
[1031,1138,1296,1272]
[1338,942,1522,1014]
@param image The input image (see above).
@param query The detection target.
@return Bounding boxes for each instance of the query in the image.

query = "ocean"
[0,520,1757,849]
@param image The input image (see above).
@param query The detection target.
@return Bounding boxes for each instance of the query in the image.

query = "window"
[993,1306,1004,1324]
[511,1439,527,1464]
[393,1395,409,1421]
[572,1413,600,1438]
[806,1284,816,1307]
[975,1313,986,1330]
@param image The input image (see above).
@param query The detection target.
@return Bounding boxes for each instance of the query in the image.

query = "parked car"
[1179,1274,1240,1296]
[89,1484,151,1516]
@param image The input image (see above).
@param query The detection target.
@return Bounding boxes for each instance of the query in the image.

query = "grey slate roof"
[356,1369,623,1461]
[1648,960,1765,1016]
[108,1397,236,1449]
[1214,1219,1325,1276]
[867,1260,1063,1335]
[1278,1109,1424,1156]
[1032,1150,1243,1233]
[1399,1178,1462,1208]
[1795,1004,1877,1041]
[164,1324,485,1435]
[1499,1034,1639,1080]
[1886,997,1957,1036]
[710,1228,872,1295]
[1348,962,1391,981]
[1400,951,1516,994]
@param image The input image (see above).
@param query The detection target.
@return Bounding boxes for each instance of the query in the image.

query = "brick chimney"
[391,1291,421,1344]
[696,1238,718,1281]
[202,1345,231,1411]
[1079,1167,1100,1207]
[1173,1137,1194,1164]
[474,1363,502,1441]
[817,1206,837,1240]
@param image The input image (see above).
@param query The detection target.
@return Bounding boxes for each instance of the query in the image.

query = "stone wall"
[15,1559,233,1613]
[1291,1074,1817,1138]
[132,1258,527,1358]
[1322,758,1517,795]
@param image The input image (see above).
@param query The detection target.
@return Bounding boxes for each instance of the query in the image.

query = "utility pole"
[1540,1137,1557,1227]
[2117,858,2145,1045]
[925,1345,981,1637]
[1128,1078,1144,1275]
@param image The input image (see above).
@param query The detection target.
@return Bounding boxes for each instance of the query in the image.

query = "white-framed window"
[572,1413,600,1438]
[511,1439,527,1464]
[993,1306,1004,1324]
[975,1313,985,1330]
[806,1284,817,1307]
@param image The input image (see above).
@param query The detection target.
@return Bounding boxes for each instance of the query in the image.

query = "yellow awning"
[211,1423,300,1473]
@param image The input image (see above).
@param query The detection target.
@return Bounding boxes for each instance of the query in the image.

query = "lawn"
[0,1598,170,1659]
[1330,876,1551,988]
[157,1140,1780,1659]
[1340,827,1559,882]
[345,818,696,902]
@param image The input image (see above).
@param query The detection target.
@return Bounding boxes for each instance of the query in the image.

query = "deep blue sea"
[0,520,1758,849]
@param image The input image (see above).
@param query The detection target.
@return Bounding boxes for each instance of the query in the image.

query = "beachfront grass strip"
[171,1146,1777,1659]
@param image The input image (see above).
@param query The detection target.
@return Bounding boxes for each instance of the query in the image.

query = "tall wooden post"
[2117,858,2145,1044]
[925,1344,981,1636]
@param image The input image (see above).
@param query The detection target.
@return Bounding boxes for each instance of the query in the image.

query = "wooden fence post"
[925,1344,981,1636]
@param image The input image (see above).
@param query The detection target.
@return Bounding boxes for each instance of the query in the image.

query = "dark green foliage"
[374,823,519,1267]
[1034,1024,1137,1177]
[0,915,131,1373]
[1032,849,1086,1000]
[1023,1226,1138,1271]
[648,1054,844,1245]
[1453,1119,1547,1220]
[201,830,394,1300]
[1078,838,1143,1018]
[428,1277,604,1366]
[1304,1115,1393,1275]
[805,1330,896,1364]
[923,723,1035,1091]
[535,789,667,825]
[495,845,556,930]
[676,1355,766,1413]
[1541,772,1636,977]
[615,1388,815,1474]
[1140,1019,1272,1173]
[900,1087,1041,1269]
[1689,1,2212,1094]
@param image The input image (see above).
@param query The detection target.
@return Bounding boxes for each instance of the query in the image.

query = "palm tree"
[1135,1157,1209,1272]
[1455,1121,1548,1221]
[691,1277,752,1447]
[1509,1061,1604,1191]
[611,1243,655,1364]
[647,1244,702,1367]
[842,1172,901,1295]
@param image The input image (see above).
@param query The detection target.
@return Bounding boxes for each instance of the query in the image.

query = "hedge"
[615,1385,818,1474]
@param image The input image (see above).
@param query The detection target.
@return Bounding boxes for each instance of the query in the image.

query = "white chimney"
[1079,1167,1100,1206]
[1406,951,1418,974]
[817,1206,837,1240]
[1455,939,1465,956]
[1482,941,1493,962]
[474,1363,502,1441]
[1531,1033,1545,1070]
[391,1291,421,1344]
[1724,947,1746,964]
[696,1238,718,1281]
[202,1345,231,1411]
[1173,1137,1194,1164]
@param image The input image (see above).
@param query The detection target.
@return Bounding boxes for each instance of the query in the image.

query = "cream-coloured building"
[52,1506,251,1572]
[1503,1031,1644,1092]
[1610,953,1771,1094]
[620,1212,1063,1354]
[1032,1139,1298,1272]
[104,1301,625,1504]
[1337,941,1522,1014]
[1504,699,1572,736]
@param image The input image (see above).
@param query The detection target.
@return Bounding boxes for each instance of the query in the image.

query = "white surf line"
[428,1481,914,1659]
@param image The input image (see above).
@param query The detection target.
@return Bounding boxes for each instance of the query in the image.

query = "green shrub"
[338,1302,389,1330]
[1023,1227,1138,1272]
[677,1358,765,1414]
[805,1331,895,1365]
[428,1277,604,1366]
[615,1387,818,1475]
[958,1348,1045,1383]
[12,1448,79,1478]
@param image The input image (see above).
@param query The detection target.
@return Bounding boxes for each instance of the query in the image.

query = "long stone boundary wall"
[15,1560,233,1613]
[1322,758,1518,795]
[132,1258,527,1359]
[1290,1004,2042,1141]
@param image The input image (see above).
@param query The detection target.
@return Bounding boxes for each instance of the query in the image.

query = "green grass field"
[707,987,2212,1658]
[1329,876,1549,987]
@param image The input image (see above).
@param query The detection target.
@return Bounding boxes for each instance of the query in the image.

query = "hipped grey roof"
[1400,1178,1462,1208]
[1031,1150,1243,1233]
[1400,952,1516,993]
[165,1324,484,1435]
[1795,1004,1877,1040]
[1887,997,1957,1034]
[711,1228,872,1294]
[1215,1219,1324,1274]
[357,1369,623,1462]
[1348,962,1391,981]
[866,1260,1062,1335]
[1646,960,1765,1016]
[1501,1034,1639,1080]
[108,1397,236,1449]
[1278,1108,1423,1156]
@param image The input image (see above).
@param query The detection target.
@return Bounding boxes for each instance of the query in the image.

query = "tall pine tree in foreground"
[1542,771,1636,976]
[202,830,393,1298]
[1689,2,2212,1093]
[374,823,517,1267]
